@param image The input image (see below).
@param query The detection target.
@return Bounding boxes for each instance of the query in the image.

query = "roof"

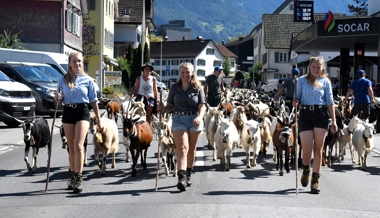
[272,0,293,14]
[224,36,253,46]
[262,13,357,49]
[117,0,142,23]
[215,44,238,58]
[150,39,214,59]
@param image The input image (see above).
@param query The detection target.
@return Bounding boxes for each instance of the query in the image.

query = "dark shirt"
[350,77,371,104]
[167,84,206,112]
[205,74,224,94]
[281,78,296,98]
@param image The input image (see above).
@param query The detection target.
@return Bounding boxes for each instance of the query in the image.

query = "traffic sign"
[166,65,170,72]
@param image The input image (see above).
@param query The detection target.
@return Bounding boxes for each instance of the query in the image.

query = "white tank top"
[137,75,154,98]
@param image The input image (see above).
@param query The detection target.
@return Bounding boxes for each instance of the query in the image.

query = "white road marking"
[194,150,204,166]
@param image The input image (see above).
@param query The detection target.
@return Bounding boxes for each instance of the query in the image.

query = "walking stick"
[155,89,163,191]
[293,75,299,196]
[45,91,60,192]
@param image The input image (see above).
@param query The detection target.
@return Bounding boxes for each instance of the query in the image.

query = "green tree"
[222,56,232,77]
[144,42,150,64]
[82,16,98,61]
[0,29,26,49]
[116,56,131,89]
[150,34,164,42]
[253,62,263,84]
[130,44,142,89]
[126,44,134,63]
[348,0,368,16]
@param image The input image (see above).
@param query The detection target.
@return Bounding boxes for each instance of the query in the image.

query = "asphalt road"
[1,112,380,217]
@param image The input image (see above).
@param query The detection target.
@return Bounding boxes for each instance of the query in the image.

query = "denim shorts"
[298,106,329,132]
[62,104,90,124]
[135,95,155,107]
[171,113,203,132]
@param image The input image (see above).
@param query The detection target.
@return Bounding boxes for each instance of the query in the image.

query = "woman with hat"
[131,63,159,125]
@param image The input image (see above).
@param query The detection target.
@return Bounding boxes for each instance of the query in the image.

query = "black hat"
[141,63,154,71]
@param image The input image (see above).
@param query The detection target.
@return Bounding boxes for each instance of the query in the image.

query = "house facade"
[224,36,253,72]
[0,0,88,57]
[150,39,225,87]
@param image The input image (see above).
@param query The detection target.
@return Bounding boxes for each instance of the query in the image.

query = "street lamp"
[160,34,168,82]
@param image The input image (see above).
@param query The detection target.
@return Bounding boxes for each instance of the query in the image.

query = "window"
[230,61,235,67]
[197,59,206,66]
[274,73,288,79]
[161,70,168,76]
[171,70,179,76]
[275,52,288,63]
[105,0,108,15]
[262,53,267,64]
[137,32,141,43]
[213,60,222,67]
[105,29,114,48]
[153,60,160,65]
[289,4,294,10]
[206,48,214,55]
[66,9,72,32]
[171,60,179,65]
[66,7,81,36]
[197,69,205,76]
[162,60,168,65]
[89,0,96,10]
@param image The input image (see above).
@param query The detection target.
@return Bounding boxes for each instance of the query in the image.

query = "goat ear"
[372,120,377,127]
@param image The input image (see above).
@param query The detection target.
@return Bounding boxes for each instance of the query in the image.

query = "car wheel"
[3,121,21,128]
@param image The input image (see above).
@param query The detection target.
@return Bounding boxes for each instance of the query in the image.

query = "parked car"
[156,81,167,91]
[0,63,62,117]
[0,70,36,127]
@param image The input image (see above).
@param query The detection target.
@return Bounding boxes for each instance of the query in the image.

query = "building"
[155,20,192,41]
[0,0,89,56]
[150,38,224,87]
[224,36,253,72]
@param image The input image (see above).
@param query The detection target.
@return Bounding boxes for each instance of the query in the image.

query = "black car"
[0,63,63,117]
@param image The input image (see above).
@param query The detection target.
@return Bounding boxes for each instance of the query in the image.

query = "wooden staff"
[45,91,60,192]
[293,75,299,196]
[155,89,163,191]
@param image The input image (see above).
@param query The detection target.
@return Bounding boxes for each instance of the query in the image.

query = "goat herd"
[20,88,380,181]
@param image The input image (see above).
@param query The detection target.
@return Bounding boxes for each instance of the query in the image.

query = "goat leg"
[285,149,290,173]
[245,148,251,168]
[24,144,32,171]
[31,147,38,174]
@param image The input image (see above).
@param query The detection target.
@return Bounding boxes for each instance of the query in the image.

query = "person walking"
[344,70,375,122]
[131,63,159,125]
[56,52,102,194]
[158,62,206,191]
[204,66,228,107]
[274,68,300,111]
[293,56,337,194]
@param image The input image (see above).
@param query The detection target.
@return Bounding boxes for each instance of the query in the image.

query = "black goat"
[22,119,50,174]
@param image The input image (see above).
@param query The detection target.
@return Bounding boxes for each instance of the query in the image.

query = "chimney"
[222,40,224,45]
[183,36,186,41]
[196,36,203,40]
[239,36,243,41]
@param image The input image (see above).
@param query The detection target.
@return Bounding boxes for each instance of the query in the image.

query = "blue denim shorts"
[135,95,155,107]
[172,113,203,132]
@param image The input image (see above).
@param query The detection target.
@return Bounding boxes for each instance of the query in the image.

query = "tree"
[150,34,164,42]
[348,0,368,16]
[144,42,150,64]
[116,56,131,89]
[129,44,142,89]
[222,56,232,77]
[253,62,263,84]
[0,29,27,49]
[82,16,98,61]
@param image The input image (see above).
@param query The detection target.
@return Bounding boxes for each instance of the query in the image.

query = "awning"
[104,55,119,67]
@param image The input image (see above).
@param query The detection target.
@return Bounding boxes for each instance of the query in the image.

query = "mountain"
[154,0,354,43]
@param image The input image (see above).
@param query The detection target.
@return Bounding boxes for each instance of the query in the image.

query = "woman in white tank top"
[131,63,159,125]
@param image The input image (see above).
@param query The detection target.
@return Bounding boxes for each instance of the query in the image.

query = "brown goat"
[122,102,153,176]
[220,102,233,117]
[105,100,121,123]
[272,111,296,176]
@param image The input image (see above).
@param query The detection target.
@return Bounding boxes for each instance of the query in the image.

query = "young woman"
[293,56,337,194]
[56,52,102,194]
[158,62,206,191]
[131,63,159,125]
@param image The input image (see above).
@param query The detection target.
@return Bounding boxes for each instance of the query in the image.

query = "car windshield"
[31,65,63,82]
[0,71,11,81]
[13,66,54,83]
[60,64,68,72]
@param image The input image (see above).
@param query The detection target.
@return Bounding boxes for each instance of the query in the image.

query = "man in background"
[204,66,228,107]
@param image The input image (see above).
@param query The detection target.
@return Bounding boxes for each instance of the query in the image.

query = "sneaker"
[310,173,320,194]
[67,172,75,190]
[301,165,310,187]
[73,173,83,194]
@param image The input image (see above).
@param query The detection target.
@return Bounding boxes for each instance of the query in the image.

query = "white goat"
[89,115,119,175]
[241,120,262,168]
[208,110,224,161]
[352,120,376,170]
[158,114,176,176]
[214,112,239,171]
[336,115,361,162]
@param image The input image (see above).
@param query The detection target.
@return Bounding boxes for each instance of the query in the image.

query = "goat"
[205,104,219,149]
[241,120,262,168]
[22,118,50,173]
[208,110,224,160]
[105,100,121,123]
[352,120,376,170]
[122,100,153,176]
[89,115,119,176]
[336,115,362,162]
[157,114,177,176]
[272,111,296,176]
[55,124,88,166]
[259,116,272,156]
[231,105,247,148]
[214,111,239,171]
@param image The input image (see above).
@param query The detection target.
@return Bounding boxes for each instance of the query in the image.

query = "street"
[1,112,380,218]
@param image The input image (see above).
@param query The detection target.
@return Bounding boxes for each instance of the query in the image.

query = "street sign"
[294,1,314,22]
[104,71,122,85]
[166,65,170,72]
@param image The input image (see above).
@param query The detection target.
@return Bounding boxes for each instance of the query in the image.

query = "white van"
[0,48,68,75]
[0,70,36,127]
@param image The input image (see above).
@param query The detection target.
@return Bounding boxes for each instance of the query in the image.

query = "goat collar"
[347,126,354,135]
[128,124,137,138]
